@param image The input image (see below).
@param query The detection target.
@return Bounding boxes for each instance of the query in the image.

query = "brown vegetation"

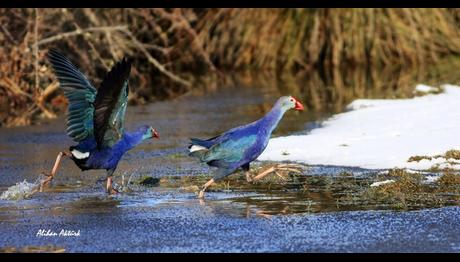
[1,8,460,127]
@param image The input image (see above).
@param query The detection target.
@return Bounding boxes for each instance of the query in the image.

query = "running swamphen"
[42,49,159,194]
[189,96,304,198]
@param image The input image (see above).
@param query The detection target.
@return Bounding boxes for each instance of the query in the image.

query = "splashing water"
[0,179,40,200]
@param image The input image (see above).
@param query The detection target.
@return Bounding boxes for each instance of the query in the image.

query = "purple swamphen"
[42,49,159,194]
[189,96,304,199]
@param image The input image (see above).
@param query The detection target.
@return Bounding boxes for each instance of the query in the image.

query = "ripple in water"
[0,179,40,200]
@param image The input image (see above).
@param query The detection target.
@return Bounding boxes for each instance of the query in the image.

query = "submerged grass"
[154,163,460,214]
[343,169,460,210]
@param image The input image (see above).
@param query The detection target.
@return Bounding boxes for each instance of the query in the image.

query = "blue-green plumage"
[48,49,96,142]
[47,49,159,190]
[189,96,304,182]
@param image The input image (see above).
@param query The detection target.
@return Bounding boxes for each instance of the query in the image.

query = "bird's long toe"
[252,164,304,182]
[39,176,53,192]
[108,187,119,195]
[41,171,52,177]
[198,190,206,199]
[245,172,254,183]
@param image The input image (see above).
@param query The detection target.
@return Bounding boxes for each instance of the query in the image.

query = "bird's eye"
[290,98,294,102]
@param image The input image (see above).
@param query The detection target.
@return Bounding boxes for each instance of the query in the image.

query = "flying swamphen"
[42,49,159,194]
[189,96,304,198]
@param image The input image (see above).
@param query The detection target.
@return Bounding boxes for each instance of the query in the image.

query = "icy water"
[1,73,460,252]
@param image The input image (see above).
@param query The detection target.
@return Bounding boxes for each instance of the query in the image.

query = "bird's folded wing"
[47,49,97,142]
[93,57,131,149]
[189,134,221,149]
[202,134,258,164]
[190,122,254,149]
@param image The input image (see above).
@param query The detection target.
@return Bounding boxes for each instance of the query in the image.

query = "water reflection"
[1,62,459,221]
[221,62,460,116]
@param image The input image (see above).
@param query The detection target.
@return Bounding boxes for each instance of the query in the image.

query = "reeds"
[201,8,460,70]
[0,8,459,127]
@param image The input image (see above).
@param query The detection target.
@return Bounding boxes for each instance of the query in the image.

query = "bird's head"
[140,125,160,140]
[278,96,304,111]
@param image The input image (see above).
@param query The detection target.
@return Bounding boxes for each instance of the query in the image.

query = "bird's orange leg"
[251,166,276,182]
[40,151,71,191]
[245,171,253,183]
[251,164,303,182]
[198,178,215,199]
[106,176,119,195]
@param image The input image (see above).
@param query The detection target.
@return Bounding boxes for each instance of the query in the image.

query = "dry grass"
[1,8,459,127]
[436,172,460,193]
[362,169,460,209]
[154,166,460,212]
[201,9,460,70]
[407,150,460,172]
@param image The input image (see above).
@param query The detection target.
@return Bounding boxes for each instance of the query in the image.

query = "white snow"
[414,84,440,94]
[259,84,460,170]
[424,175,441,184]
[370,180,395,187]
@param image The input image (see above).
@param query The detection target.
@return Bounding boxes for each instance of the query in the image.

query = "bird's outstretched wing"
[93,57,131,149]
[47,49,97,142]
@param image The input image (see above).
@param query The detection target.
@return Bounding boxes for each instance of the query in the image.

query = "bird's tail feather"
[189,137,215,148]
[188,137,211,160]
[189,148,208,160]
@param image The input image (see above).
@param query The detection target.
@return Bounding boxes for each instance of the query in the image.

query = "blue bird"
[189,96,304,198]
[42,49,159,194]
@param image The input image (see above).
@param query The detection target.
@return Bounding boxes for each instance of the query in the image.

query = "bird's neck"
[260,103,287,134]
[119,130,145,151]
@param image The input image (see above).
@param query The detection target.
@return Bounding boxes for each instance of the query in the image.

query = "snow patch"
[259,84,460,170]
[424,175,441,184]
[370,180,395,187]
[414,84,440,93]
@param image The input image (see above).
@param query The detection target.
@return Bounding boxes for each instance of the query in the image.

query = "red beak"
[152,129,160,139]
[293,98,304,111]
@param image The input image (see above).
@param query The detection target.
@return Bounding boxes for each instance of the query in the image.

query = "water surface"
[1,68,460,252]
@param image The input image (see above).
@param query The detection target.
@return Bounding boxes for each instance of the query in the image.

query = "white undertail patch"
[71,149,90,159]
[189,145,207,153]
